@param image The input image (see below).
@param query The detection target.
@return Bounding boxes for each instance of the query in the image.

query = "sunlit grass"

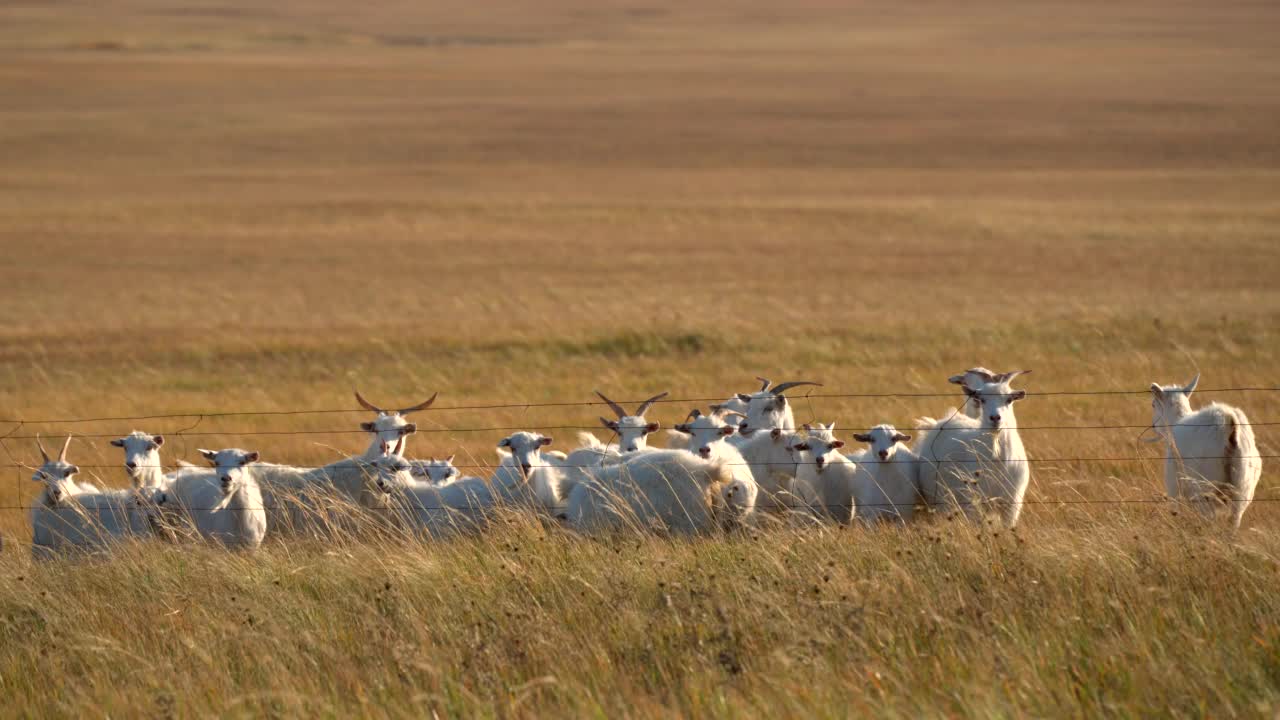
[1,0,1279,714]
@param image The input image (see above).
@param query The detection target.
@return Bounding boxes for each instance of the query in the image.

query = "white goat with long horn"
[354,390,439,457]
[727,377,824,442]
[562,390,670,498]
[31,435,151,559]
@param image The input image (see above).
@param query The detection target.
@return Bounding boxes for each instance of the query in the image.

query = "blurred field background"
[0,0,1278,716]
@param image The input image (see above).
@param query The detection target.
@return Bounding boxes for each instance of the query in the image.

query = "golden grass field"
[1,0,1278,715]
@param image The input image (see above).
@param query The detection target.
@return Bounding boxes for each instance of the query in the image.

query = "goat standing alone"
[1149,374,1261,528]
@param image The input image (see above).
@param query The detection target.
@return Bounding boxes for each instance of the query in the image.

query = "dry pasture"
[0,0,1278,716]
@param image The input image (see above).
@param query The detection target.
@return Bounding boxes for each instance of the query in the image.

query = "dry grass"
[0,0,1278,715]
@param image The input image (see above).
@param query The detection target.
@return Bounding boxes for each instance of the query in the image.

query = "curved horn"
[354,390,385,414]
[59,435,72,463]
[721,411,747,422]
[398,392,438,415]
[994,370,1031,384]
[634,392,669,417]
[770,381,823,396]
[35,434,50,463]
[595,391,628,419]
[755,377,772,392]
[684,408,703,423]
[1184,373,1200,394]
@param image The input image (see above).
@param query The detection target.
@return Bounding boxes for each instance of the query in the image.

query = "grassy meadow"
[0,0,1278,715]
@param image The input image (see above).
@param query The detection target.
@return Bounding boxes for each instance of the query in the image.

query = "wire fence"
[1,385,1277,425]
[2,384,1274,524]
[0,420,1279,440]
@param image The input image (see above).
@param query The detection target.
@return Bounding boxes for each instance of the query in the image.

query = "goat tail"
[1224,407,1261,528]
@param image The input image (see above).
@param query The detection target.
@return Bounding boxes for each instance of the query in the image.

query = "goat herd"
[23,368,1263,559]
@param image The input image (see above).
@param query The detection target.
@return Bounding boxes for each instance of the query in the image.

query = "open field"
[1,0,1278,715]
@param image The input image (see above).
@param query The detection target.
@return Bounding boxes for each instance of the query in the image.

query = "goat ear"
[947,374,965,385]
[153,435,164,447]
[244,452,260,464]
[1009,390,1026,401]
[831,440,845,449]
[110,438,125,448]
[770,428,781,439]
[539,436,553,446]
[66,465,79,476]
[445,454,455,464]
[360,421,377,432]
[736,393,752,403]
[962,387,979,398]
[893,433,912,443]
[803,423,812,431]
[721,426,735,436]
[793,443,810,451]
[599,417,618,430]
[199,449,217,463]
[674,424,690,434]
[645,422,660,433]
[402,423,417,435]
[497,438,511,448]
[1149,383,1163,396]
[853,433,873,443]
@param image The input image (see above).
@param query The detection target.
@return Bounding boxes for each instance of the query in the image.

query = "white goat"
[849,425,921,524]
[31,436,149,559]
[30,436,98,554]
[243,456,388,535]
[791,423,859,524]
[367,454,496,538]
[1149,374,1262,528]
[149,449,267,550]
[671,408,761,517]
[725,377,823,442]
[561,390,669,497]
[354,390,439,457]
[672,408,757,480]
[492,432,567,512]
[109,431,171,490]
[584,390,669,454]
[948,368,1031,420]
[563,447,751,535]
[733,423,804,513]
[408,455,465,484]
[916,375,1031,527]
